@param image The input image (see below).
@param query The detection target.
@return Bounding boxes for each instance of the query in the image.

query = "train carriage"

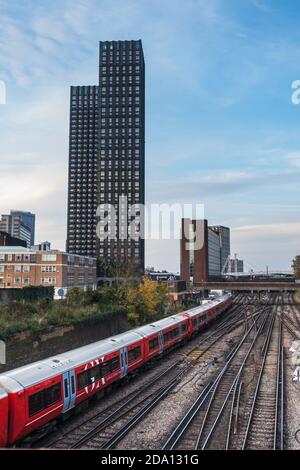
[0,331,144,445]
[179,295,232,337]
[0,389,8,448]
[133,323,163,362]
[147,315,189,353]
[0,294,232,447]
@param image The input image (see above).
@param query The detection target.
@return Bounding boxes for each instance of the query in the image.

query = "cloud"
[252,0,274,13]
[148,168,300,203]
[231,222,300,271]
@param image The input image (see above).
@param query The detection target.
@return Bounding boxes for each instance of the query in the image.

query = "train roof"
[0,330,142,389]
[0,294,231,390]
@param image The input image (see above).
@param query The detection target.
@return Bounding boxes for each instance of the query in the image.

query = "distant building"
[180,219,231,286]
[226,256,244,274]
[0,247,96,299]
[0,231,27,248]
[11,211,35,246]
[146,270,180,282]
[0,211,35,248]
[32,241,51,251]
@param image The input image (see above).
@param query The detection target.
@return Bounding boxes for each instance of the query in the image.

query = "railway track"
[44,296,252,449]
[238,303,284,450]
[36,294,267,450]
[44,359,182,449]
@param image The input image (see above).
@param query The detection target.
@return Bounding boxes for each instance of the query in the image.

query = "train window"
[101,362,110,376]
[44,383,61,408]
[29,383,63,417]
[71,376,75,395]
[192,319,197,327]
[77,370,89,390]
[181,324,187,332]
[29,391,45,417]
[101,357,120,377]
[110,357,120,372]
[163,327,179,342]
[64,379,69,398]
[128,346,141,362]
[149,337,159,350]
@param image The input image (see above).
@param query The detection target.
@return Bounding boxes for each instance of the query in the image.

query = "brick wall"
[0,310,128,373]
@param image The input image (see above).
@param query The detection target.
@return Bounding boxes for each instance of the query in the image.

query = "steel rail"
[199,311,269,450]
[49,360,181,448]
[241,309,277,450]
[100,377,180,449]
[280,345,284,450]
[162,382,213,450]
[274,309,283,450]
[70,362,183,449]
[225,379,239,450]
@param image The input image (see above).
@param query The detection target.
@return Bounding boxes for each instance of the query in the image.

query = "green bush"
[0,291,127,339]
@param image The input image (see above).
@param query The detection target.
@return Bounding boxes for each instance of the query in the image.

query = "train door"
[62,370,77,412]
[120,347,128,378]
[158,331,164,353]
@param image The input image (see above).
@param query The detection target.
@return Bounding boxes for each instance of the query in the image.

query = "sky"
[0,0,299,273]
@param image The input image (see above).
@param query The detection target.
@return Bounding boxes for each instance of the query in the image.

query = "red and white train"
[0,294,232,447]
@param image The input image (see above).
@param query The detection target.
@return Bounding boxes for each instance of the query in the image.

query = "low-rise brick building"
[0,247,97,299]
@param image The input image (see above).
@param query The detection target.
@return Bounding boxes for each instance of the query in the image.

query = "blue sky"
[0,0,299,272]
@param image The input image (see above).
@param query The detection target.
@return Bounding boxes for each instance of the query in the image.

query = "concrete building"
[67,40,145,275]
[180,219,231,286]
[0,211,35,248]
[0,247,97,299]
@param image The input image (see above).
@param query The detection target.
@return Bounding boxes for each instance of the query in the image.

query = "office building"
[180,219,231,286]
[0,247,97,299]
[0,211,35,248]
[11,211,35,246]
[67,40,145,276]
[210,225,230,273]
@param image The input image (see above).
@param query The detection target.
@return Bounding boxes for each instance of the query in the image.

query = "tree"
[125,277,170,324]
[66,287,85,305]
[292,256,300,279]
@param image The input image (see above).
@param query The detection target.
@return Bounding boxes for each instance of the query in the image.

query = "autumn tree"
[125,277,170,325]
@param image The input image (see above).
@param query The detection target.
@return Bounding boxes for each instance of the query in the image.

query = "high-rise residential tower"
[0,210,35,248]
[66,40,145,276]
[67,86,99,258]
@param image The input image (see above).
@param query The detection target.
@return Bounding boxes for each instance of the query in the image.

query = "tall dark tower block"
[98,40,145,275]
[67,41,145,276]
[67,86,99,257]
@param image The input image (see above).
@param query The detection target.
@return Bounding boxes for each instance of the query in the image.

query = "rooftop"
[0,246,96,259]
[0,246,34,253]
